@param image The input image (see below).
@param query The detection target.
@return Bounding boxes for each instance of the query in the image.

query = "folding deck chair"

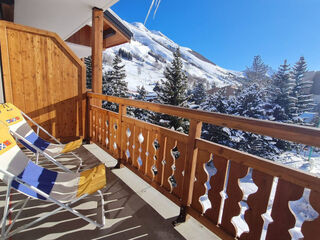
[0,125,106,239]
[0,103,83,172]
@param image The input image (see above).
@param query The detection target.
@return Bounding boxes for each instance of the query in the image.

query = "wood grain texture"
[220,161,248,237]
[172,140,187,199]
[88,92,320,148]
[197,139,320,192]
[266,179,304,240]
[163,137,176,192]
[191,149,211,214]
[301,190,320,239]
[240,169,273,240]
[205,155,228,224]
[0,21,85,140]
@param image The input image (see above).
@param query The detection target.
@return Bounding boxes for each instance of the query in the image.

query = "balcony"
[85,93,320,240]
[0,20,319,240]
[0,144,218,239]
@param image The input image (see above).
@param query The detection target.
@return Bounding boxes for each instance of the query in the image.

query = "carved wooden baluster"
[240,169,273,240]
[89,107,93,139]
[155,135,166,186]
[126,124,133,165]
[114,119,120,159]
[142,129,150,176]
[266,179,304,240]
[133,126,141,169]
[92,110,96,140]
[163,137,176,192]
[95,110,99,143]
[146,131,156,180]
[109,117,115,156]
[191,149,211,214]
[301,190,320,239]
[137,128,147,174]
[220,161,249,237]
[98,111,102,144]
[205,155,228,224]
[172,141,187,199]
[101,111,106,148]
[105,116,110,150]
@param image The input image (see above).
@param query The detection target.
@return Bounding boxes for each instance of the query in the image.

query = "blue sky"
[112,0,320,72]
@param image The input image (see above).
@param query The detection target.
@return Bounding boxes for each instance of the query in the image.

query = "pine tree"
[102,55,128,111]
[134,86,153,121]
[192,82,206,105]
[244,55,270,86]
[291,57,314,114]
[273,60,296,119]
[155,48,188,131]
[84,56,92,89]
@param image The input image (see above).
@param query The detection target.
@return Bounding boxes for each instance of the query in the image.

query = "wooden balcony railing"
[87,92,320,240]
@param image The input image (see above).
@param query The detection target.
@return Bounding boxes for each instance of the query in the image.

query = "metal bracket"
[172,206,187,226]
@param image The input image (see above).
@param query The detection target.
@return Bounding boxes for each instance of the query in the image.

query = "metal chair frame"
[0,169,105,240]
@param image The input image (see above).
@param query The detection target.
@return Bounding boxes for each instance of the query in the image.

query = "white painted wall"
[14,0,119,40]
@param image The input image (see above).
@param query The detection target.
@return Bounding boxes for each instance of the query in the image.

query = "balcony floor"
[0,144,219,240]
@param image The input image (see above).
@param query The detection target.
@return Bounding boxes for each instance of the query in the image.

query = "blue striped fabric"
[25,132,50,151]
[12,161,58,200]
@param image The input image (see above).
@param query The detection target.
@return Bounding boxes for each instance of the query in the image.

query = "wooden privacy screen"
[0,21,86,140]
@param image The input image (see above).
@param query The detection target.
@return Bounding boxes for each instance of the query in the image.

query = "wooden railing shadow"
[0,146,186,240]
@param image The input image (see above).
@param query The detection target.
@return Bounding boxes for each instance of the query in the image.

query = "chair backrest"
[0,123,106,202]
[0,103,52,153]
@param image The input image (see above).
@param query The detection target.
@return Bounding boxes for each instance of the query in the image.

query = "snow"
[103,21,243,92]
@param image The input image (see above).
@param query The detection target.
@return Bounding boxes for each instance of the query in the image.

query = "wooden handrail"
[88,92,320,148]
[87,93,320,239]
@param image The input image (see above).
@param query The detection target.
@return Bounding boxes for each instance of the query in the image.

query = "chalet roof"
[13,0,119,40]
[104,9,133,41]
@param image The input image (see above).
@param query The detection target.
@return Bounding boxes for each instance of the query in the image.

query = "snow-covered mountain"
[103,22,243,92]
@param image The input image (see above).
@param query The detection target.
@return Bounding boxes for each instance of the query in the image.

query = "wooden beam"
[91,8,103,106]
[0,2,14,22]
[0,0,14,5]
[103,28,116,39]
[88,92,320,148]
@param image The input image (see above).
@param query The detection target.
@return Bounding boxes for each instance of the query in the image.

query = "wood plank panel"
[205,155,228,224]
[162,137,176,192]
[191,149,211,214]
[155,135,166,186]
[172,140,187,199]
[240,169,273,240]
[266,179,304,240]
[197,139,320,192]
[1,21,85,140]
[221,161,249,237]
[146,130,157,180]
[301,190,320,239]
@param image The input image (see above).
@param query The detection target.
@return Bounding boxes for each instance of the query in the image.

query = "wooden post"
[91,7,103,106]
[173,119,202,225]
[84,93,91,144]
[114,104,127,168]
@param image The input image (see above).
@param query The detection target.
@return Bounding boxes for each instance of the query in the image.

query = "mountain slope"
[103,22,243,92]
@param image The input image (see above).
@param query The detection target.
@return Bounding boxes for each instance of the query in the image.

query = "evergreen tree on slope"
[84,56,92,89]
[155,48,188,131]
[273,60,296,119]
[244,55,270,86]
[134,86,153,121]
[291,57,314,114]
[192,82,207,105]
[102,54,128,111]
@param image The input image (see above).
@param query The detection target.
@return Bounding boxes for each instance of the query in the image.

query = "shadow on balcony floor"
[0,146,188,240]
